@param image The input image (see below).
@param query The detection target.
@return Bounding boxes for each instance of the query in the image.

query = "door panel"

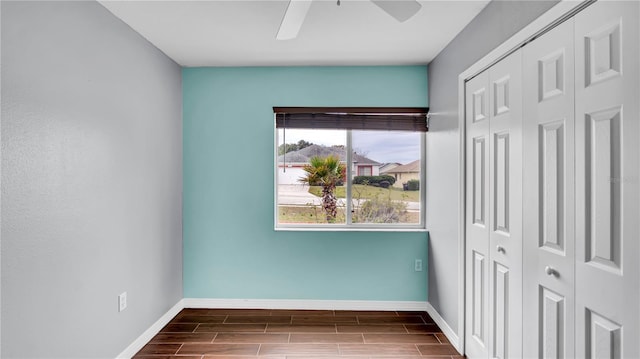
[540,287,565,359]
[586,310,621,359]
[465,49,522,359]
[472,250,486,341]
[488,50,522,359]
[584,107,622,272]
[466,71,490,359]
[539,121,565,254]
[539,49,566,101]
[493,263,509,359]
[473,137,487,225]
[494,132,509,233]
[574,2,640,358]
[523,18,575,359]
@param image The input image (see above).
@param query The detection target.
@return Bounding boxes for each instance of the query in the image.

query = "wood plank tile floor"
[133,309,465,359]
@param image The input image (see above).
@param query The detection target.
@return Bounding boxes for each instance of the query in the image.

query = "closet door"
[465,70,491,359]
[487,50,523,359]
[522,18,576,359]
[465,50,523,359]
[574,2,640,358]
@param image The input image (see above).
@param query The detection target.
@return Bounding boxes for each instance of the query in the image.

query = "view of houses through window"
[276,128,423,228]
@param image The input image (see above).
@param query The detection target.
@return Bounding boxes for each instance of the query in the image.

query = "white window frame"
[274,126,426,231]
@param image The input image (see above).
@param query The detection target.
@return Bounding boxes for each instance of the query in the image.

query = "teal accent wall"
[183,66,429,301]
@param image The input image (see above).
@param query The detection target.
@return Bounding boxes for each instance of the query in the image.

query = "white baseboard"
[425,302,461,354]
[183,298,429,312]
[116,299,184,359]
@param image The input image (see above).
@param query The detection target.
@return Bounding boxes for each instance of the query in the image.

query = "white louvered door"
[574,2,639,358]
[465,50,523,359]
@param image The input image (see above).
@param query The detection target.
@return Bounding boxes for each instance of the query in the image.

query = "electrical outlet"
[118,292,127,312]
[414,259,423,272]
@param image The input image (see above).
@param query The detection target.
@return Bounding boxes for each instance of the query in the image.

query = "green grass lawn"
[308,184,419,202]
[278,206,346,224]
[278,205,419,224]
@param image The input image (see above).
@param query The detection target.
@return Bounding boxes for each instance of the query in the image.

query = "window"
[357,166,373,176]
[275,107,427,230]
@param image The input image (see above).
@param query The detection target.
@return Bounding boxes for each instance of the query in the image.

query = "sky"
[277,129,421,164]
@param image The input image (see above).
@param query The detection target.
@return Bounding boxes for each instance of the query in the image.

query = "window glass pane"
[357,166,372,176]
[277,129,347,225]
[351,130,421,225]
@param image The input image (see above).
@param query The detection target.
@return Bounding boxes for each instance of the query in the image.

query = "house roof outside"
[379,162,402,172]
[381,160,420,174]
[277,144,381,165]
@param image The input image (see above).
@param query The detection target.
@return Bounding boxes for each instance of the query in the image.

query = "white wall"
[1,1,182,357]
[426,0,559,335]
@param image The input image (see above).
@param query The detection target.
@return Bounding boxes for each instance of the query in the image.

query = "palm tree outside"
[298,155,346,223]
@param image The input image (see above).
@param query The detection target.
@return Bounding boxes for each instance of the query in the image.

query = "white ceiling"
[99,0,490,67]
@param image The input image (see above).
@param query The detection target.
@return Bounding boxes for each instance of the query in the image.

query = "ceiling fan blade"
[371,0,422,22]
[276,0,313,40]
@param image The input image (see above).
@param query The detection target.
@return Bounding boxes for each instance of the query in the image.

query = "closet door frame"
[455,0,594,354]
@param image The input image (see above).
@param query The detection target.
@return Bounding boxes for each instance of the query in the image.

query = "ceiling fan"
[276,0,422,40]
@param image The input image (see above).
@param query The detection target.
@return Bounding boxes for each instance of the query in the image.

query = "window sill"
[275,226,428,233]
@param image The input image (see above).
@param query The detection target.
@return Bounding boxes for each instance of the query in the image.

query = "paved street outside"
[277,184,420,211]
